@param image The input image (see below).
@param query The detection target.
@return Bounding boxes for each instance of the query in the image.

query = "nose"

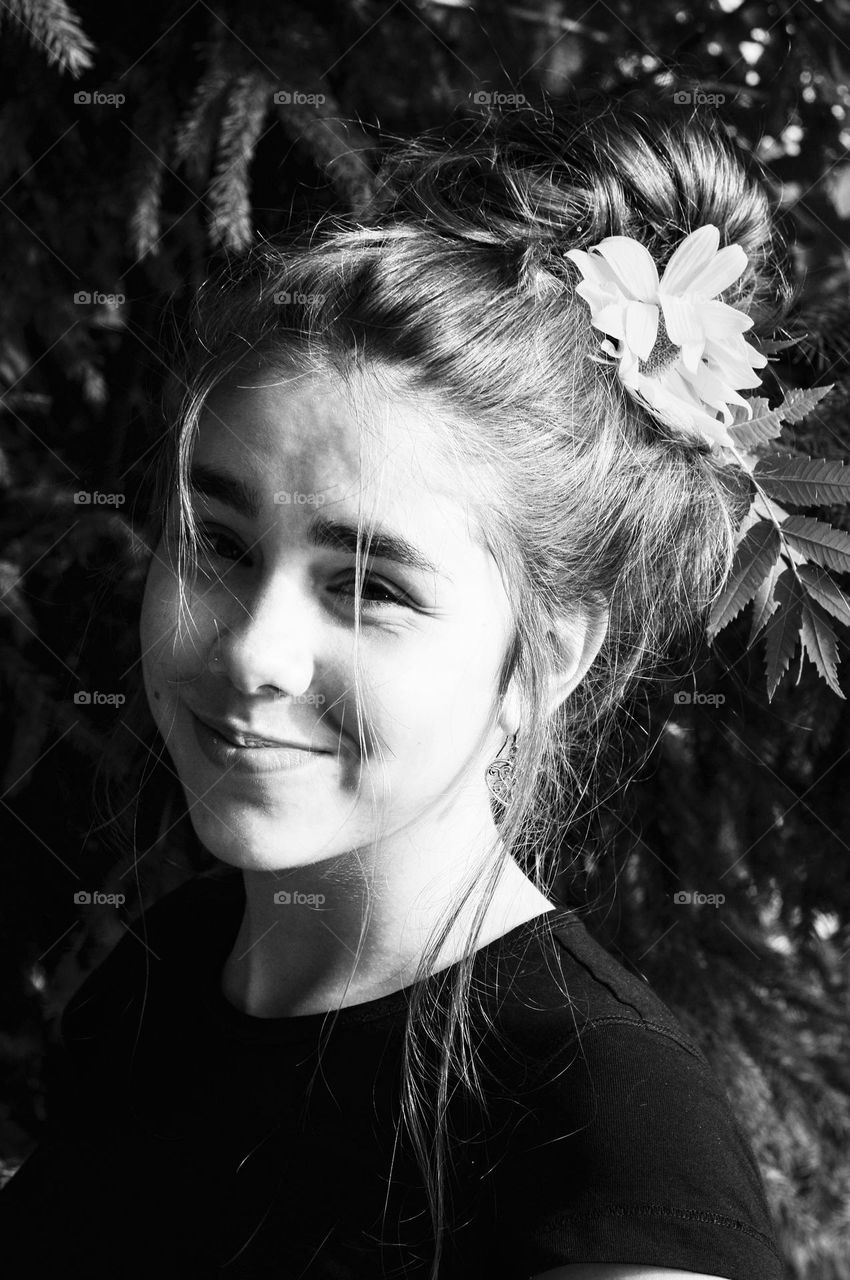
[207,582,316,699]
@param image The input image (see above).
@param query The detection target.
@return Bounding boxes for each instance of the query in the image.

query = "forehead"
[189,366,496,563]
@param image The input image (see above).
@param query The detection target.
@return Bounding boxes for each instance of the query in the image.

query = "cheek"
[372,625,500,747]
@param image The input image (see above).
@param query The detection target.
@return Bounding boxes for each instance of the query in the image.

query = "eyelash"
[195,528,411,607]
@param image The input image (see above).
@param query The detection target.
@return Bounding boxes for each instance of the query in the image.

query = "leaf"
[173,36,234,183]
[728,385,835,450]
[781,515,850,575]
[753,454,850,507]
[128,163,164,260]
[796,562,850,629]
[750,335,805,355]
[0,558,36,641]
[1,0,96,78]
[800,598,845,699]
[274,91,376,213]
[208,71,272,253]
[763,569,804,702]
[749,556,783,645]
[772,384,836,425]
[727,396,786,449]
[127,87,174,260]
[707,520,781,641]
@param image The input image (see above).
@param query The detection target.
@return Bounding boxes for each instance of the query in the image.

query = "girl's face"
[139,367,518,874]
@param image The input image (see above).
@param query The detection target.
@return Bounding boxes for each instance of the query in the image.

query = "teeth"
[228,732,279,748]
[201,718,281,748]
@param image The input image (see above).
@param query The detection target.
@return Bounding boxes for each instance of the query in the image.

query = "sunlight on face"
[139,365,517,874]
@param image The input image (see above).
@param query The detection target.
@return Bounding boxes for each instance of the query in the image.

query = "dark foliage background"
[1,1,850,1275]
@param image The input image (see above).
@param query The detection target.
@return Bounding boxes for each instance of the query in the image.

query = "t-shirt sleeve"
[484,1017,784,1280]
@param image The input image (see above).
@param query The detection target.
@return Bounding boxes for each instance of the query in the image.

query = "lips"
[190,709,327,752]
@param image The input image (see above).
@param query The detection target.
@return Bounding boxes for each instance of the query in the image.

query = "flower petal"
[705,335,767,385]
[624,300,659,360]
[660,294,706,346]
[683,243,748,298]
[574,277,623,316]
[695,298,754,338]
[686,360,749,410]
[592,301,628,339]
[566,248,621,293]
[652,369,737,447]
[659,225,720,294]
[592,237,659,300]
[679,340,705,373]
[636,368,734,447]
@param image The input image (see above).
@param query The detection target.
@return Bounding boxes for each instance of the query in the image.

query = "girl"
[1,99,788,1279]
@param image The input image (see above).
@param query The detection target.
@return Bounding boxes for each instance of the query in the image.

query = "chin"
[188,815,337,876]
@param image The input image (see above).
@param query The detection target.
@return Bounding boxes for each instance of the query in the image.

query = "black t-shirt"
[0,868,783,1279]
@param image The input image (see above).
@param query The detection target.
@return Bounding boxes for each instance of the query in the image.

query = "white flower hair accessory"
[565,224,768,450]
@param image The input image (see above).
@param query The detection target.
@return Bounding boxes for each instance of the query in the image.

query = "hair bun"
[365,99,792,331]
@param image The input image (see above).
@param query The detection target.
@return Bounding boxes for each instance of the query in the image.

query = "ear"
[544,593,610,717]
[497,594,610,736]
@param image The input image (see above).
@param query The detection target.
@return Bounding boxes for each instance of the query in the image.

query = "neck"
[219,811,555,1019]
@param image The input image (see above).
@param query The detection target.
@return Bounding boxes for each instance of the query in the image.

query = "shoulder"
[465,912,783,1280]
[60,867,241,1041]
[475,906,710,1077]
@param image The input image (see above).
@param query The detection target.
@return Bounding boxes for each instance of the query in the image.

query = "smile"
[189,711,332,776]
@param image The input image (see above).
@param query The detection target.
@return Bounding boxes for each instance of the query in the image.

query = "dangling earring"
[485,732,518,805]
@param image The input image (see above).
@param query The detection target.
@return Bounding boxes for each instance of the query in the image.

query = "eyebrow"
[188,461,445,578]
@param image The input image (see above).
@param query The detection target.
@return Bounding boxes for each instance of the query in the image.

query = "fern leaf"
[126,98,173,260]
[796,562,850,629]
[707,520,781,641]
[771,384,836,426]
[728,385,835,451]
[763,569,804,701]
[753,454,850,507]
[129,161,164,260]
[800,598,845,699]
[749,556,782,645]
[750,335,804,355]
[781,515,850,576]
[208,71,272,253]
[1,0,95,78]
[274,91,376,213]
[728,397,788,449]
[173,38,234,183]
[0,559,35,642]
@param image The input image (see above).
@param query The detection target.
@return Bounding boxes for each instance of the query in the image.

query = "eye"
[194,527,410,606]
[330,575,411,607]
[196,527,250,566]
